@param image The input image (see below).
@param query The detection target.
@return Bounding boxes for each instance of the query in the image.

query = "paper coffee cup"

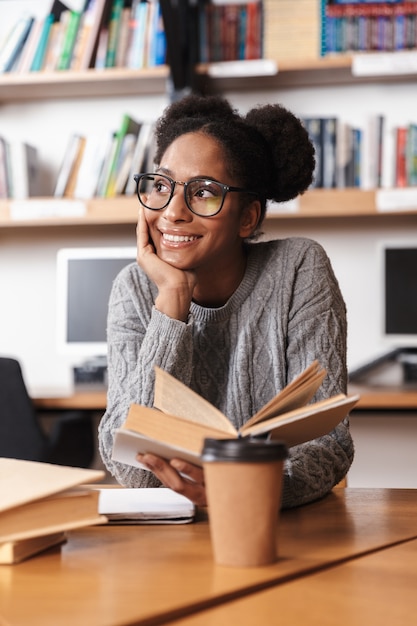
[202,438,287,567]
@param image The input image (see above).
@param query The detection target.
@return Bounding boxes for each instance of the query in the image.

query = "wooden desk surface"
[1,489,417,626]
[32,386,417,411]
[173,533,417,626]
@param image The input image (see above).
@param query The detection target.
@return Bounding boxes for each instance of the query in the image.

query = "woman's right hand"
[136,206,196,322]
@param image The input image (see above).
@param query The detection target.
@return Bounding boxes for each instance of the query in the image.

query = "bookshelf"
[0,66,169,102]
[2,55,417,103]
[1,189,416,230]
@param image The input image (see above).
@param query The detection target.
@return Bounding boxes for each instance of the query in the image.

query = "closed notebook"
[98,488,196,524]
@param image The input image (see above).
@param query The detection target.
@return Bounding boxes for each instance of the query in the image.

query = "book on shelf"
[73,130,114,199]
[321,0,417,56]
[105,0,125,67]
[263,0,320,62]
[56,8,83,70]
[198,1,262,64]
[30,13,55,71]
[0,457,106,545]
[113,132,138,195]
[407,123,417,186]
[54,133,86,197]
[395,126,408,188]
[322,117,337,189]
[302,117,323,188]
[0,14,35,73]
[126,0,149,69]
[97,487,196,524]
[7,141,41,199]
[124,121,155,195]
[76,0,113,70]
[0,532,67,565]
[42,14,69,71]
[111,360,360,469]
[104,113,142,197]
[115,2,132,66]
[0,137,9,199]
[15,17,44,73]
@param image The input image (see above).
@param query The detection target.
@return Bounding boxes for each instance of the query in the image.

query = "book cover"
[0,532,67,565]
[406,123,417,187]
[54,133,86,197]
[126,0,149,68]
[0,137,9,199]
[56,8,82,70]
[77,0,113,70]
[63,136,87,197]
[73,131,114,199]
[0,14,35,73]
[0,458,106,543]
[124,121,154,195]
[395,126,408,188]
[30,13,55,71]
[112,361,359,469]
[302,117,323,188]
[15,17,44,74]
[322,117,338,189]
[8,141,41,199]
[104,113,142,197]
[113,132,138,195]
[105,0,125,67]
[42,18,68,71]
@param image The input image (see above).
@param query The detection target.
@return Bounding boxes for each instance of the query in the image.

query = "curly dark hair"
[153,94,315,230]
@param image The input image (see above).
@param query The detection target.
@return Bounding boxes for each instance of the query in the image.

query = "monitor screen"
[56,247,137,358]
[382,243,417,345]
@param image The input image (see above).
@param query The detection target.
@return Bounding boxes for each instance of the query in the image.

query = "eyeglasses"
[134,173,258,217]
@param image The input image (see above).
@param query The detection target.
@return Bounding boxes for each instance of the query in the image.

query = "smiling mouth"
[162,233,199,243]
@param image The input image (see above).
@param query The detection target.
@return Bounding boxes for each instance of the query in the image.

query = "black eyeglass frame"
[133,172,259,218]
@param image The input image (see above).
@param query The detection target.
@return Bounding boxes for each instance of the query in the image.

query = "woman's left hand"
[137,453,207,506]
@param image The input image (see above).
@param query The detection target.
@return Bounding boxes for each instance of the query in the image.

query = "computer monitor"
[381,242,417,347]
[56,247,137,359]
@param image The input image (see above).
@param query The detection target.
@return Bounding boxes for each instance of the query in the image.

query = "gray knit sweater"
[99,237,354,509]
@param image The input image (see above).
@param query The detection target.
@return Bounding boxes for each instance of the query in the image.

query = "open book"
[112,361,360,469]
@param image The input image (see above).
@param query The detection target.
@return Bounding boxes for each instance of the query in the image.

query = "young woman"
[98,94,354,509]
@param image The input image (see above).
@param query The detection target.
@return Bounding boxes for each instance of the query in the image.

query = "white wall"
[1,1,417,394]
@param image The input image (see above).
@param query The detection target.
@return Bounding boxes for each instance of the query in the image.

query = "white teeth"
[163,233,198,242]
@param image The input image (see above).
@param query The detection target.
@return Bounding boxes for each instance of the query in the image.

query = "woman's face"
[144,132,257,275]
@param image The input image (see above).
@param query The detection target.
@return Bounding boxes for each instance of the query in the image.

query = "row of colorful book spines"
[302,118,363,189]
[6,2,167,73]
[322,12,417,52]
[95,1,167,70]
[198,2,263,63]
[395,124,417,187]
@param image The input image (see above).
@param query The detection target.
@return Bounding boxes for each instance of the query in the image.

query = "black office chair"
[0,357,96,468]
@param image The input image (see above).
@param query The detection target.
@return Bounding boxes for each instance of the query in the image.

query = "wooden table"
[1,489,417,626]
[32,385,417,411]
[172,533,417,626]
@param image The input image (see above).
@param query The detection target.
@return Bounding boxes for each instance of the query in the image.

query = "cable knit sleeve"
[98,263,194,486]
[280,239,354,508]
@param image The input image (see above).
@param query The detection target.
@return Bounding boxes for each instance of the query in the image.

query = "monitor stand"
[349,347,417,387]
[73,356,108,390]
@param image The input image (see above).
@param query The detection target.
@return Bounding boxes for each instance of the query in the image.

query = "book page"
[97,488,195,522]
[124,404,233,453]
[243,394,360,447]
[154,366,236,433]
[243,360,327,428]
